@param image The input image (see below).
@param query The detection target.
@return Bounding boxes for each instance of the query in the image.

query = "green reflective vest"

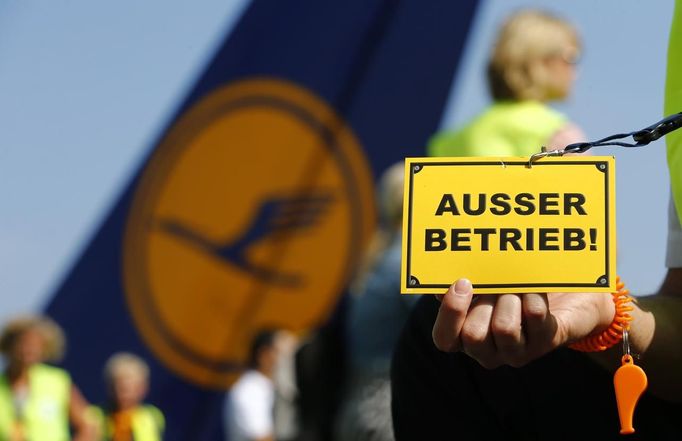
[427,101,566,158]
[0,364,71,441]
[89,404,164,441]
[666,0,682,221]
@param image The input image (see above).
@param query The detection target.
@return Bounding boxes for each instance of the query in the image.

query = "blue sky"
[0,0,249,321]
[0,0,674,321]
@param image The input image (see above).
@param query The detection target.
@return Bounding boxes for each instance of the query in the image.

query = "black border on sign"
[405,161,611,291]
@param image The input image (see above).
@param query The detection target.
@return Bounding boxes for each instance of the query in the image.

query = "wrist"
[570,277,633,352]
[626,301,655,355]
[594,291,617,334]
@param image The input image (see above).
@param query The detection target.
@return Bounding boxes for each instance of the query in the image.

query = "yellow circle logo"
[123,78,375,388]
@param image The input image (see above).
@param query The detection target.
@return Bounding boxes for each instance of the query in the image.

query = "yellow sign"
[401,156,616,294]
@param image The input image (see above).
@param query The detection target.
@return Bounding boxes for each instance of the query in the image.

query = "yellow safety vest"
[89,405,165,441]
[666,0,682,221]
[427,100,566,158]
[0,364,71,441]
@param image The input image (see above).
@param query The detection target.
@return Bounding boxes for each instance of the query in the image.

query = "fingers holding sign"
[433,280,561,368]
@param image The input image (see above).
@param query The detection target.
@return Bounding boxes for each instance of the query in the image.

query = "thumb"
[432,278,474,352]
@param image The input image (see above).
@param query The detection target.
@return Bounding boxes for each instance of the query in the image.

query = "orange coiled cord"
[569,276,634,352]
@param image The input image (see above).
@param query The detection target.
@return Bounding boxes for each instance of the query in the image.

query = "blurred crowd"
[0,316,162,441]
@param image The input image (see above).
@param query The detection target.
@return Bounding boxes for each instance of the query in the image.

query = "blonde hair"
[0,315,66,362]
[488,9,580,101]
[104,352,149,384]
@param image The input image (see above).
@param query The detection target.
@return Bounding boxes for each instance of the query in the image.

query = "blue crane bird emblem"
[156,192,334,286]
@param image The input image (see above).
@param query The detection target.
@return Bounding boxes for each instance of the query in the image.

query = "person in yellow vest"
[421,4,682,402]
[89,353,164,441]
[0,315,95,441]
[428,9,585,158]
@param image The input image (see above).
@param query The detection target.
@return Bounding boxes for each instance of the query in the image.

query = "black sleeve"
[390,295,502,441]
[295,295,348,441]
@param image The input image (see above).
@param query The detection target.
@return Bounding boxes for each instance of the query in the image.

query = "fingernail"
[454,278,472,295]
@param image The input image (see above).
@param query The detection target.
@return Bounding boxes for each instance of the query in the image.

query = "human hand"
[431,279,615,368]
[547,122,588,153]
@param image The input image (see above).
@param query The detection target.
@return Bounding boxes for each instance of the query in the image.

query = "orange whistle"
[613,354,648,435]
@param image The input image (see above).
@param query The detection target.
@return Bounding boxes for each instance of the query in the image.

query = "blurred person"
[271,331,300,441]
[88,352,164,441]
[333,162,417,441]
[225,329,296,441]
[391,5,682,440]
[293,306,347,441]
[0,315,95,441]
[429,9,585,158]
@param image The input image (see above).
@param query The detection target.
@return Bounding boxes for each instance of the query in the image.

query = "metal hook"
[622,327,631,357]
[527,147,565,168]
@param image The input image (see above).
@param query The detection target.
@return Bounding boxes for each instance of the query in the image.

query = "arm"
[69,385,97,441]
[589,268,682,402]
[587,197,682,400]
[546,121,587,152]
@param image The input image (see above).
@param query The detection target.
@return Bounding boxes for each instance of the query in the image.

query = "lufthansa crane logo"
[123,78,375,388]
